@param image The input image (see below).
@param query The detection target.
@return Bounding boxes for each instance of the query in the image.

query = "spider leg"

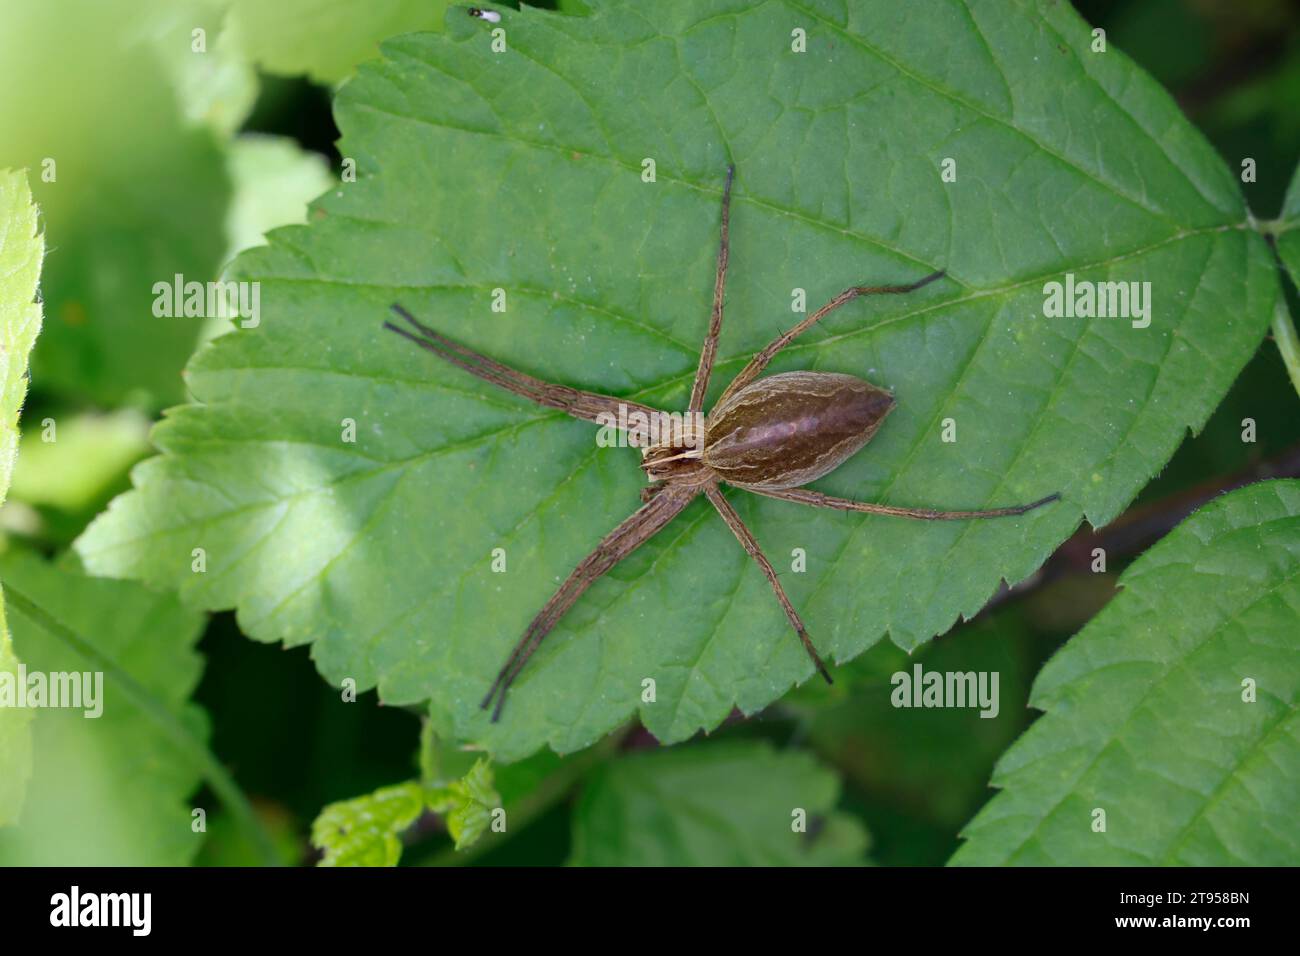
[386,304,668,444]
[745,486,1060,520]
[688,164,735,414]
[481,486,697,721]
[703,485,832,685]
[715,269,946,407]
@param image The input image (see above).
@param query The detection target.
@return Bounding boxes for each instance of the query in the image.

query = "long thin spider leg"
[715,269,946,407]
[688,164,735,414]
[703,485,833,685]
[481,487,697,721]
[745,486,1060,520]
[385,304,668,442]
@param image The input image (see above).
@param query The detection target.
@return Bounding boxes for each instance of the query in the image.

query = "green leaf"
[0,168,44,825]
[313,756,500,864]
[1275,162,1300,282]
[793,613,1039,835]
[224,136,336,266]
[146,0,259,137]
[223,0,450,84]
[0,600,32,827]
[0,548,209,864]
[1270,164,1300,400]
[200,134,336,344]
[312,781,428,866]
[78,1,1279,761]
[0,0,231,407]
[8,409,151,514]
[0,170,43,508]
[569,740,868,866]
[952,480,1300,866]
[426,757,501,850]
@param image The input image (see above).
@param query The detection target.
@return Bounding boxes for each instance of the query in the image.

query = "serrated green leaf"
[0,549,209,864]
[0,170,43,509]
[0,168,44,826]
[569,740,868,866]
[223,0,450,85]
[952,480,1300,866]
[78,1,1279,761]
[315,756,499,864]
[0,0,231,407]
[428,757,501,849]
[313,780,427,866]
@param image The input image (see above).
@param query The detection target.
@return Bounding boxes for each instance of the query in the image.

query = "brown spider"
[385,165,1058,721]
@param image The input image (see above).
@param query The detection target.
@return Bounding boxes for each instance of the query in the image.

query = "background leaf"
[5,410,153,547]
[146,0,260,138]
[78,0,1279,762]
[0,0,232,408]
[569,739,868,866]
[0,168,44,825]
[952,479,1300,865]
[786,612,1044,862]
[223,135,336,267]
[1275,162,1300,283]
[312,780,427,866]
[223,0,450,85]
[0,548,209,865]
[1271,163,1300,402]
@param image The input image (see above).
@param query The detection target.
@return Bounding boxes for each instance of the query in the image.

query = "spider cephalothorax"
[385,165,1058,721]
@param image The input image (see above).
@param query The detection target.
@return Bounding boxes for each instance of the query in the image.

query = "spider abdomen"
[703,371,894,491]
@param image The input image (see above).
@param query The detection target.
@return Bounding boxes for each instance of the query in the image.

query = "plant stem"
[1263,228,1300,401]
[2,584,282,867]
[1272,296,1300,401]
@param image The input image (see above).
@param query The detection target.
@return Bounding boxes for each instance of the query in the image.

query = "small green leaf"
[223,0,451,84]
[569,740,868,866]
[427,757,501,850]
[312,781,428,867]
[0,168,44,826]
[0,549,209,864]
[78,1,1280,761]
[952,480,1300,866]
[314,756,500,864]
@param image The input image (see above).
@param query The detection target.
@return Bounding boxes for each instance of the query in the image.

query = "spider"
[385,165,1058,722]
